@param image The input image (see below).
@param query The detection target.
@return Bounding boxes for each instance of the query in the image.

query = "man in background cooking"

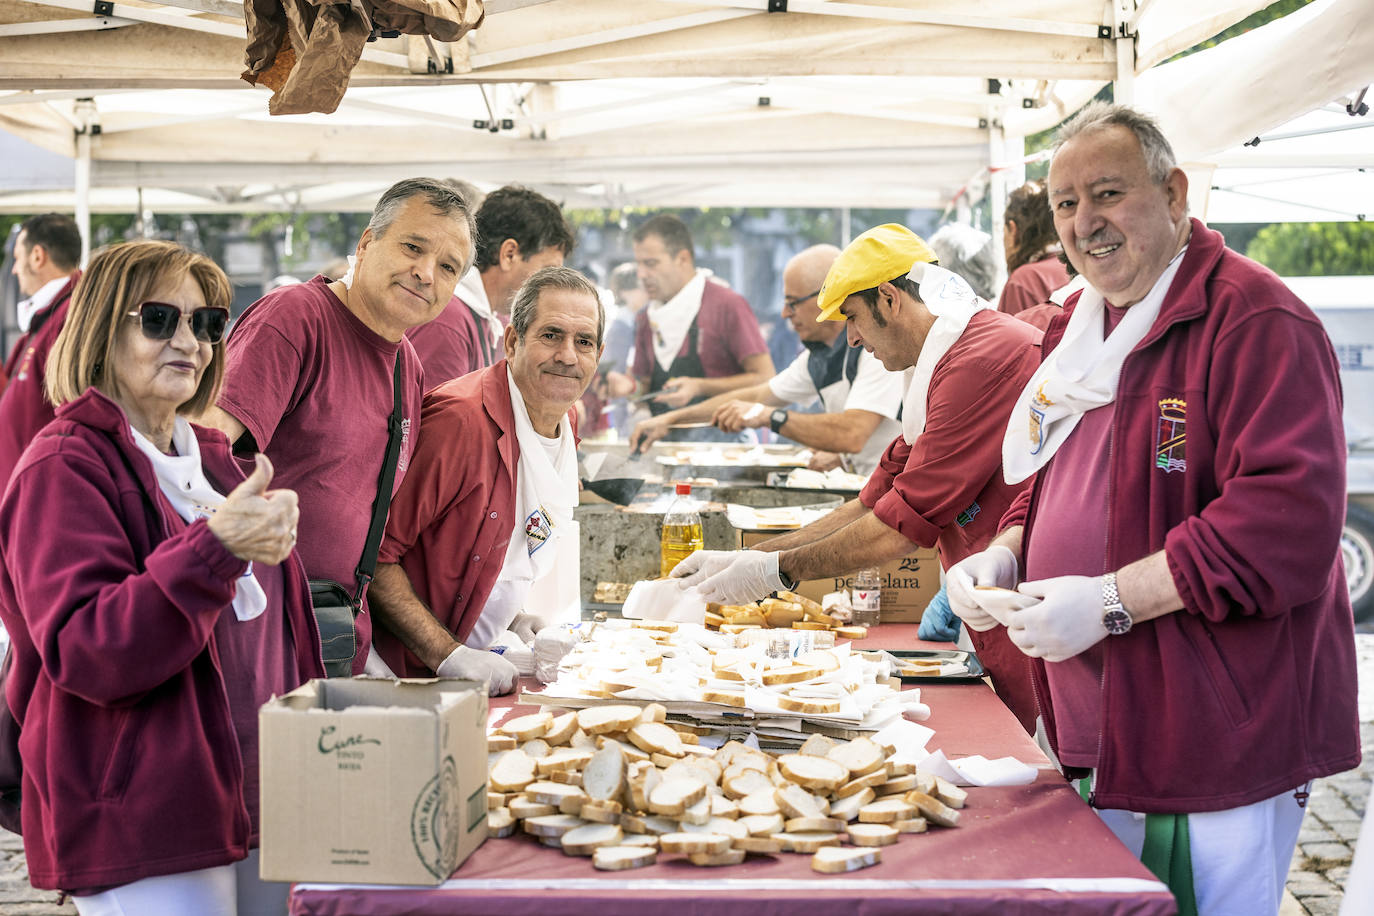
[369,266,602,694]
[407,184,574,385]
[948,103,1360,914]
[628,244,903,475]
[626,213,773,441]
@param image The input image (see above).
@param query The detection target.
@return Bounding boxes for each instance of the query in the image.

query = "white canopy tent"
[1132,0,1374,223]
[0,0,1277,237]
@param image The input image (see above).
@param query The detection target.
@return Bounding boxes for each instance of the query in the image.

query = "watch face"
[1103,607,1132,636]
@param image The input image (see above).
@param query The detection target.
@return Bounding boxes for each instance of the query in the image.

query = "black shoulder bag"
[310,355,405,678]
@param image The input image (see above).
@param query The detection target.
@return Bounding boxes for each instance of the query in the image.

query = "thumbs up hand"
[207,454,301,564]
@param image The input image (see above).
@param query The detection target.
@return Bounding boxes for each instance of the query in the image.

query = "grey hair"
[366,177,478,247]
[1055,102,1179,184]
[510,265,606,347]
[927,224,999,300]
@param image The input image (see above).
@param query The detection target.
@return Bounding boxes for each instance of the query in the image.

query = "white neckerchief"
[1049,274,1088,306]
[1002,247,1188,484]
[456,267,505,354]
[647,269,711,370]
[337,255,357,288]
[467,369,578,649]
[130,418,268,622]
[16,275,70,333]
[901,262,992,445]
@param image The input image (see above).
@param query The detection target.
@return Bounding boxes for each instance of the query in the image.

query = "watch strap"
[1101,572,1132,636]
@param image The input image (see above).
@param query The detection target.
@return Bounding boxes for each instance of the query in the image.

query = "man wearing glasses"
[629,244,903,475]
[201,178,475,677]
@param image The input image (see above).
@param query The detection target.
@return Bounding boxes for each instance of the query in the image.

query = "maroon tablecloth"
[290,626,1176,916]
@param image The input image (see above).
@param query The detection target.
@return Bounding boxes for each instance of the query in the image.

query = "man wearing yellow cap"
[672,223,1043,731]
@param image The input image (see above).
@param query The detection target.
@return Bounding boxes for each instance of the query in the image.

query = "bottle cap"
[675,482,692,496]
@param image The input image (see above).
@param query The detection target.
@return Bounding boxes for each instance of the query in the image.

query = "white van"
[1285,276,1374,625]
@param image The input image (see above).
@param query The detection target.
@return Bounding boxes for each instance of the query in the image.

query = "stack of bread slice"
[488,707,965,874]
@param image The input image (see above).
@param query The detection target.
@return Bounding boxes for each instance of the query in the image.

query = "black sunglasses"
[782,288,822,311]
[126,302,229,344]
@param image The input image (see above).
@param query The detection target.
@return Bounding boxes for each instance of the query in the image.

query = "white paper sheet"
[916,749,1038,787]
[619,579,707,624]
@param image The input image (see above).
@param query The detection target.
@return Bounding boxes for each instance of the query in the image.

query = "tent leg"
[74,98,96,267]
[1113,0,1136,104]
[988,115,1008,276]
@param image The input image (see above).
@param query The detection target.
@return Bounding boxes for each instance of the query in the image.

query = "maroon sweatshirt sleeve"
[1164,306,1347,622]
[862,356,1026,548]
[2,446,245,707]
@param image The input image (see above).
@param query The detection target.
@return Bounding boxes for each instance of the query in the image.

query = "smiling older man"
[201,178,476,676]
[369,266,603,693]
[948,103,1360,915]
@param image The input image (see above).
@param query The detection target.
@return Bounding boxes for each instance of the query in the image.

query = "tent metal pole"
[988,111,1007,273]
[1113,0,1136,104]
[73,98,95,267]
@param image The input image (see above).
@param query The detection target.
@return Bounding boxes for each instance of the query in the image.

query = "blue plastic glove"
[917,584,961,642]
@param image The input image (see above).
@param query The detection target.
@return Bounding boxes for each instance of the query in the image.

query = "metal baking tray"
[876,648,987,684]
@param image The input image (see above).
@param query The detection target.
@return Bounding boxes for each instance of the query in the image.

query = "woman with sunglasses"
[0,240,324,914]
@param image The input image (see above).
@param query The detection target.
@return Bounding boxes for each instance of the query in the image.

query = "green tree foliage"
[1167,0,1314,61]
[1246,222,1374,276]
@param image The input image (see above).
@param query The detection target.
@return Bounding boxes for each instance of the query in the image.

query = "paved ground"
[2,634,1372,915]
[1280,631,1374,915]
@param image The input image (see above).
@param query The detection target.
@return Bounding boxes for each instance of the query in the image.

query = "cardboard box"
[738,530,941,623]
[259,678,488,885]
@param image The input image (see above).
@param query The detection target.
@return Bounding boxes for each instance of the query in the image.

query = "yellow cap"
[816,223,937,321]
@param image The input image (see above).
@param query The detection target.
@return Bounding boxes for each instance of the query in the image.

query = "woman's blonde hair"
[46,240,231,415]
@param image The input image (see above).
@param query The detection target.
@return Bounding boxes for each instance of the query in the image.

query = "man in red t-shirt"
[200,178,476,676]
[670,224,1041,729]
[0,213,83,485]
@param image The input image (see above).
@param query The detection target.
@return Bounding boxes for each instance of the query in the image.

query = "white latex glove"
[509,613,542,644]
[436,645,519,696]
[671,549,783,605]
[946,546,1020,632]
[1005,575,1109,663]
[668,550,740,585]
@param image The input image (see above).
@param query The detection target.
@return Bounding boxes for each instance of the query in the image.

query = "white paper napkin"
[916,749,1038,787]
[620,579,707,624]
[873,718,935,766]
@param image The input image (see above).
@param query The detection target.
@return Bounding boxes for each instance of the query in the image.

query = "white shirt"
[768,345,904,475]
[16,274,71,333]
[467,370,578,649]
[456,267,505,360]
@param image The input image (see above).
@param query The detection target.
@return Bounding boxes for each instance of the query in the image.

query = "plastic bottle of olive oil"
[660,482,704,577]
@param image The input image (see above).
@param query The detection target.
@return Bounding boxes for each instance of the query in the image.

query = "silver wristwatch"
[1102,572,1133,636]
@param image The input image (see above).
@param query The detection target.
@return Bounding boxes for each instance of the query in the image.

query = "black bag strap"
[350,354,405,608]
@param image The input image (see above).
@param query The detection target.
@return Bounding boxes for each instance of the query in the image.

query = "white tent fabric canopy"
[1133,0,1374,222]
[0,0,1276,215]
